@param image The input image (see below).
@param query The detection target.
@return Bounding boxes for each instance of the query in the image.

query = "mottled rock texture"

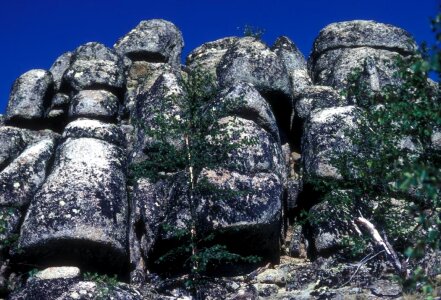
[0,18,425,300]
[6,70,54,122]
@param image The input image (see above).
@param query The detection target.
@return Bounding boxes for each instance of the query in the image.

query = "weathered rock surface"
[124,61,174,118]
[0,126,26,170]
[49,52,72,92]
[51,93,70,108]
[6,70,54,122]
[18,137,128,272]
[63,42,125,93]
[0,138,56,207]
[63,119,125,147]
[310,20,418,91]
[114,19,184,69]
[295,85,346,119]
[186,37,238,78]
[272,36,311,97]
[217,37,292,98]
[302,106,362,180]
[217,83,280,142]
[69,89,119,120]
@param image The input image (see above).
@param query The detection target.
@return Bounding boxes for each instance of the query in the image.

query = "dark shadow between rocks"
[126,51,168,63]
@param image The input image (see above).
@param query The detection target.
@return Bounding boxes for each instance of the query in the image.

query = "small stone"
[35,266,80,280]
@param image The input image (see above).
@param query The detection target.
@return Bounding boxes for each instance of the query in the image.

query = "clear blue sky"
[0,0,438,113]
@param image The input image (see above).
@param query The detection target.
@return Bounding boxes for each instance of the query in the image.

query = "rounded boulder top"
[114,19,184,68]
[312,20,418,56]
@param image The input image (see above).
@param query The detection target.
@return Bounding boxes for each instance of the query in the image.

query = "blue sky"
[0,0,438,113]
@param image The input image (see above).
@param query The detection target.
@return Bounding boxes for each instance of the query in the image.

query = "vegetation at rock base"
[129,67,260,295]
[303,12,441,298]
[83,272,118,299]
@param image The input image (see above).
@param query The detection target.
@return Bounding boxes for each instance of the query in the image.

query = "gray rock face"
[6,70,54,122]
[217,83,279,142]
[49,52,72,92]
[219,117,285,179]
[310,21,418,91]
[114,19,184,69]
[124,61,174,117]
[18,137,128,272]
[217,37,292,98]
[0,127,26,171]
[63,42,125,93]
[312,20,417,55]
[0,139,56,207]
[272,36,311,97]
[69,90,119,120]
[63,119,125,147]
[295,85,346,119]
[132,72,184,161]
[186,37,238,78]
[302,106,362,180]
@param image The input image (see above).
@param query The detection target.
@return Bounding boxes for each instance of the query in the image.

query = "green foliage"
[0,208,19,249]
[83,272,118,299]
[130,67,260,292]
[306,12,441,296]
[242,24,266,39]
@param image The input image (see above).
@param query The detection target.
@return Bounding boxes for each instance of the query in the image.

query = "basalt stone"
[217,37,292,98]
[310,21,418,91]
[186,37,238,78]
[69,90,119,120]
[302,106,362,180]
[6,70,54,122]
[63,119,125,147]
[295,85,347,119]
[0,126,26,171]
[63,42,125,93]
[114,19,184,69]
[272,36,311,97]
[0,139,56,207]
[217,82,279,142]
[18,137,128,273]
[49,52,72,92]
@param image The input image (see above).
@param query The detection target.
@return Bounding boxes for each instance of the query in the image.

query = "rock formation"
[0,19,437,299]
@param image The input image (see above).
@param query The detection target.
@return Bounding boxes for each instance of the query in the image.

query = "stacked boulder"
[300,21,418,255]
[0,18,421,299]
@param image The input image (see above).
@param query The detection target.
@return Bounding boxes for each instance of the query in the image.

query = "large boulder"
[18,137,129,273]
[63,42,125,94]
[302,106,362,180]
[0,139,56,207]
[114,19,184,69]
[49,52,72,92]
[6,70,54,122]
[69,89,119,121]
[217,37,292,98]
[186,37,238,78]
[309,21,418,91]
[271,36,311,97]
